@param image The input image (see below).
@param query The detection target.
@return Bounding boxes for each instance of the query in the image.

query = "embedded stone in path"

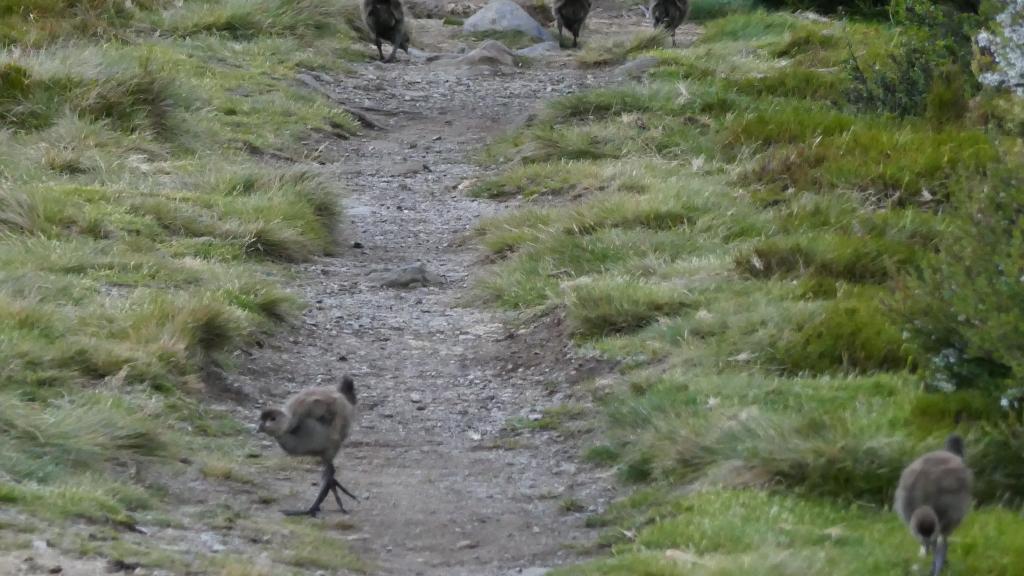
[378,263,444,288]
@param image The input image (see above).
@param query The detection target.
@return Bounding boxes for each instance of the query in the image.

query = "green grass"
[576,30,669,68]
[475,5,1024,573]
[271,520,368,573]
[509,403,590,432]
[689,0,760,21]
[555,489,1024,576]
[1,0,368,572]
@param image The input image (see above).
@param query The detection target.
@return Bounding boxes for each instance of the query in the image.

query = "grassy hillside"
[1,0,367,572]
[475,1,1024,574]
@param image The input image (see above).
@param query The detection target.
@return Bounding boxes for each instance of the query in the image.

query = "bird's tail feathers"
[944,433,965,458]
[339,374,357,406]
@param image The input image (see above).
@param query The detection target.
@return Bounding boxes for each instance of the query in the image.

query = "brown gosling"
[650,0,689,47]
[553,0,591,48]
[894,434,973,576]
[259,375,359,517]
[362,0,410,62]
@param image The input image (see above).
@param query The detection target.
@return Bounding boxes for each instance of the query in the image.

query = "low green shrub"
[689,0,759,20]
[900,166,1024,398]
[758,0,889,15]
[846,0,981,118]
[774,292,909,374]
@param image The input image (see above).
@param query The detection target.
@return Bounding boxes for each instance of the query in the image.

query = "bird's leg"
[931,536,948,576]
[387,30,401,62]
[376,38,385,61]
[572,33,578,48]
[333,477,358,501]
[323,462,358,512]
[671,30,677,47]
[329,483,347,512]
[558,23,563,46]
[281,465,333,517]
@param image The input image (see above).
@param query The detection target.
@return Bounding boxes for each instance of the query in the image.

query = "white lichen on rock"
[977,0,1024,94]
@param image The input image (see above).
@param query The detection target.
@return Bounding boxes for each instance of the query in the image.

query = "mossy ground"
[1,0,365,571]
[475,2,1024,574]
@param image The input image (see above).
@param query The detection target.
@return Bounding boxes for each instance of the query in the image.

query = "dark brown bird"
[553,0,591,48]
[259,375,359,516]
[894,434,973,575]
[651,0,689,47]
[362,0,410,62]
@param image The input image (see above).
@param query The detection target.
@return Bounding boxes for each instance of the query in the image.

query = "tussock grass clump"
[740,122,999,201]
[547,85,681,120]
[0,57,179,135]
[470,160,613,199]
[566,278,693,337]
[603,372,919,500]
[576,30,669,68]
[271,521,368,572]
[699,10,817,43]
[774,292,909,374]
[730,67,846,102]
[735,234,918,284]
[159,0,355,39]
[0,392,165,480]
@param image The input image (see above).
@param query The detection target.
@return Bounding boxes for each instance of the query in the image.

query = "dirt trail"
[238,26,628,576]
[231,17,653,575]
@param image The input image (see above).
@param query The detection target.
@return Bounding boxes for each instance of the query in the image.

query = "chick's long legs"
[282,465,334,517]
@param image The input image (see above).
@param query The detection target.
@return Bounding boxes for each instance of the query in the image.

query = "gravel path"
[232,19,634,576]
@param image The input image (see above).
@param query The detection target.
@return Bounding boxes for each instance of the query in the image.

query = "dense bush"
[901,166,1024,401]
[758,0,889,15]
[846,0,981,118]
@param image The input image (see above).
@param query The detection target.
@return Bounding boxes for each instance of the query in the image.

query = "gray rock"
[463,0,554,41]
[199,531,226,553]
[446,0,479,17]
[514,0,555,26]
[387,161,431,176]
[515,41,560,58]
[409,47,455,63]
[615,56,660,79]
[379,264,444,288]
[455,40,517,67]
